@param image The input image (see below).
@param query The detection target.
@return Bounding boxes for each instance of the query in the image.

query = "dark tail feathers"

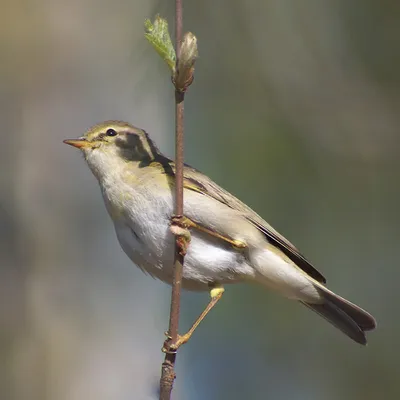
[302,286,376,345]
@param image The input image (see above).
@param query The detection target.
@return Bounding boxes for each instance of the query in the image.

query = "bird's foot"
[170,215,191,256]
[162,332,190,354]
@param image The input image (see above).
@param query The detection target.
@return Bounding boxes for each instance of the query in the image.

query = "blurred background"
[1,0,398,399]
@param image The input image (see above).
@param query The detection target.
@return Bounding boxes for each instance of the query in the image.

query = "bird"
[64,120,376,347]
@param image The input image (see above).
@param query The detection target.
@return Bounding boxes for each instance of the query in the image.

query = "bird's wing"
[150,157,326,284]
[179,162,327,284]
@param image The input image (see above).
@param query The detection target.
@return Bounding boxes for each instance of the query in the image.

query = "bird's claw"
[161,333,190,354]
[170,215,191,256]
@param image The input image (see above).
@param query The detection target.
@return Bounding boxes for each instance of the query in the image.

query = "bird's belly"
[114,219,254,290]
[182,234,255,287]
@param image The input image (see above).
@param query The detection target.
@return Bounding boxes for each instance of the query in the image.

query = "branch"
[144,4,198,400]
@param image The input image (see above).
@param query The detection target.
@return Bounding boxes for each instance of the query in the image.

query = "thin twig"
[159,0,185,398]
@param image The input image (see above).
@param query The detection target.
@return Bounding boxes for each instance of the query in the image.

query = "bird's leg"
[171,215,246,250]
[163,285,225,353]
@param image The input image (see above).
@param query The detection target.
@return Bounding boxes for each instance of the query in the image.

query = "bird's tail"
[301,284,376,345]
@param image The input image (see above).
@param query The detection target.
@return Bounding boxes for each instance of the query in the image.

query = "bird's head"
[64,120,161,180]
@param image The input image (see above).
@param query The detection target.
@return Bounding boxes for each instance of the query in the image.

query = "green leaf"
[144,15,176,72]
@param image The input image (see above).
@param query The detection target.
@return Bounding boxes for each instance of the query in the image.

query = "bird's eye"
[106,128,117,137]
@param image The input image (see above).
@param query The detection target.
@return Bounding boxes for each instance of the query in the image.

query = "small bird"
[64,121,376,347]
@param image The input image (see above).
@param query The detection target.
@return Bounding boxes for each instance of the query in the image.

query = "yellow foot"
[170,333,191,350]
[162,333,191,354]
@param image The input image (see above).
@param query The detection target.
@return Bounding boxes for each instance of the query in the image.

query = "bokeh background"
[1,1,398,399]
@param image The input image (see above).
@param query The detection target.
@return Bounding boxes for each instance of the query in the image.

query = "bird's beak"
[63,138,91,149]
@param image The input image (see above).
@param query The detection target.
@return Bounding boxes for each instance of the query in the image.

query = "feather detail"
[153,158,326,283]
